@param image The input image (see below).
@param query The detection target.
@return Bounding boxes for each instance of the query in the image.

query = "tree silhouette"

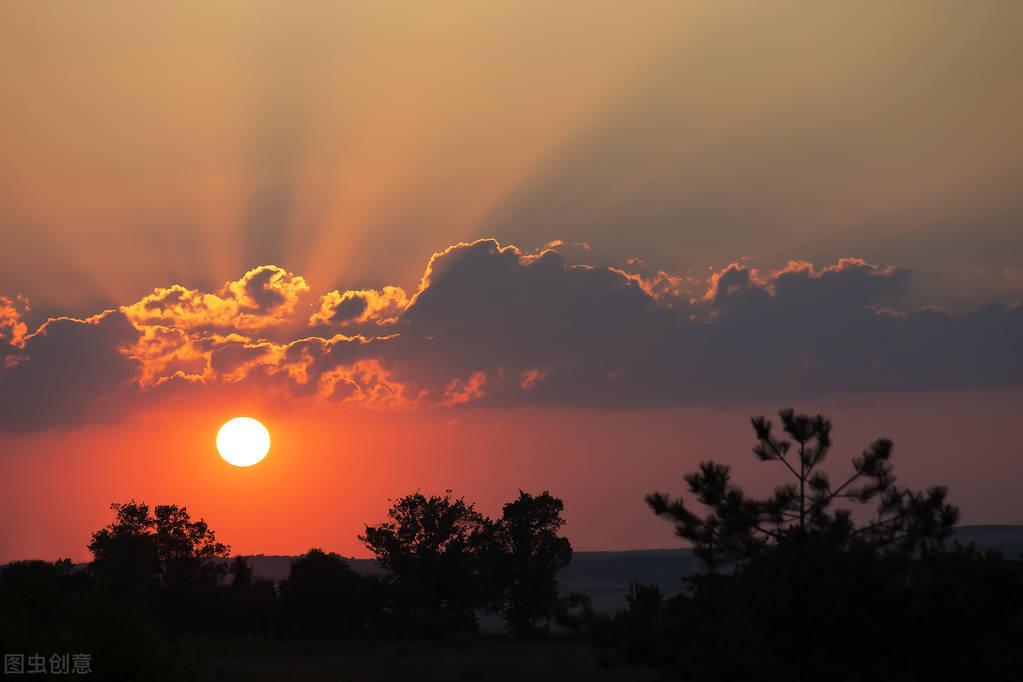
[88,500,231,636]
[490,490,572,634]
[228,555,252,591]
[279,549,378,636]
[89,501,229,592]
[87,503,161,596]
[646,408,959,568]
[635,409,969,681]
[360,491,493,634]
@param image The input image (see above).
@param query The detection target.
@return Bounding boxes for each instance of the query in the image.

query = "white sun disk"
[217,417,270,467]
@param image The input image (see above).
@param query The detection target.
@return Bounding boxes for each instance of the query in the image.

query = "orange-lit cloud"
[0,295,29,350]
[443,371,488,406]
[309,287,409,328]
[1,238,1020,432]
[318,359,414,408]
[127,324,211,387]
[123,266,309,332]
[520,368,546,390]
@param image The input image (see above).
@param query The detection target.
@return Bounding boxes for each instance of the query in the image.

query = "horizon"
[57,523,1023,567]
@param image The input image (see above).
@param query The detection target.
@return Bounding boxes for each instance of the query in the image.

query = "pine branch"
[762,433,802,481]
[848,509,913,539]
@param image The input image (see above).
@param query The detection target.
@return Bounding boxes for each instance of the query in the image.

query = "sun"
[216,417,271,467]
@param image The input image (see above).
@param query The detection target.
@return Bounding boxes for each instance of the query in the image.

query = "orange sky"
[2,388,1021,562]
[1,1,1022,561]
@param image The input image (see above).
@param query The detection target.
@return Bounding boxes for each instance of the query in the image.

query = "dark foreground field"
[184,636,662,682]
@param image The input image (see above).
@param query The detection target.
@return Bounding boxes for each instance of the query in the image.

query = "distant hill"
[236,525,1023,614]
[950,525,1023,557]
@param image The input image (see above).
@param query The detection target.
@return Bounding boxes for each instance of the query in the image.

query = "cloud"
[1,238,1020,431]
[318,359,414,407]
[384,240,1020,406]
[123,265,309,332]
[126,323,210,387]
[543,240,590,251]
[520,368,546,390]
[443,371,488,406]
[0,310,140,432]
[309,286,408,329]
[0,295,29,351]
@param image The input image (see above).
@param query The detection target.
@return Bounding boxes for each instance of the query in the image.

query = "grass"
[181,635,667,682]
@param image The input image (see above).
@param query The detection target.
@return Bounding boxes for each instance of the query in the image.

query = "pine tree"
[646,408,959,568]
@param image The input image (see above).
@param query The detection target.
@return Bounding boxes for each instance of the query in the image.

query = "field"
[183,636,665,682]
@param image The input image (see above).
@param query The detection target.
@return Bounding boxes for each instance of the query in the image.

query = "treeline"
[0,491,575,680]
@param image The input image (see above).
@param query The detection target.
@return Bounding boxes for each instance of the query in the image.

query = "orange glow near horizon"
[1,388,1021,563]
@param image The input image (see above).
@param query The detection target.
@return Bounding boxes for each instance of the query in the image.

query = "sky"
[1,1,1021,561]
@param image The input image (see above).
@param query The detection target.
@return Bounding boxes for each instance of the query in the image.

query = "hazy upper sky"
[3,1,1021,314]
[1,1,1021,560]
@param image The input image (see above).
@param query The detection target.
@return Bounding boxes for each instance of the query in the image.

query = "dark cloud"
[1,238,1020,431]
[0,311,140,432]
[383,241,1021,406]
[331,295,368,322]
[387,240,663,401]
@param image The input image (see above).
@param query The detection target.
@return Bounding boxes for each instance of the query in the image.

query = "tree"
[89,501,229,594]
[360,491,492,633]
[228,556,252,591]
[0,559,188,682]
[637,409,966,681]
[0,559,89,647]
[491,491,572,634]
[279,549,376,636]
[220,556,276,636]
[646,408,958,568]
[87,503,161,595]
